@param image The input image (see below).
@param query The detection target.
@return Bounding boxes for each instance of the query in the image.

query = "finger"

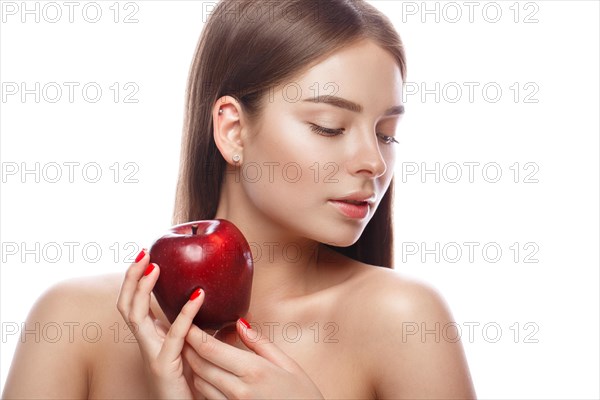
[153,317,170,339]
[157,287,205,363]
[186,325,250,376]
[127,262,162,350]
[148,301,158,321]
[236,318,299,372]
[182,355,201,398]
[214,325,242,348]
[183,342,227,376]
[128,262,160,324]
[183,344,236,399]
[192,375,228,400]
[116,248,148,321]
[149,295,173,338]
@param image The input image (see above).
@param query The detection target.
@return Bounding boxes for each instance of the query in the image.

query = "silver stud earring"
[218,109,223,114]
[232,154,241,163]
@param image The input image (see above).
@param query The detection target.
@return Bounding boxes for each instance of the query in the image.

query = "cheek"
[238,134,342,242]
[240,122,332,208]
[237,119,392,246]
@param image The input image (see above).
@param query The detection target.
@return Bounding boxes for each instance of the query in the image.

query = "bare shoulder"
[344,263,477,399]
[321,248,448,318]
[352,264,450,317]
[29,273,126,331]
[38,272,123,310]
[324,253,457,340]
[2,273,125,399]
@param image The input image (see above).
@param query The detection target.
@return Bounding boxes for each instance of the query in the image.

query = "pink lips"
[328,200,369,219]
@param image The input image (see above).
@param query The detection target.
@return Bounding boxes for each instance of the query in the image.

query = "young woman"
[2,0,476,398]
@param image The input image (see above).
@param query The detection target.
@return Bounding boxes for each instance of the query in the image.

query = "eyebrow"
[302,95,405,116]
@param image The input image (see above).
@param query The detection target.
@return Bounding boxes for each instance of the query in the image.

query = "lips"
[328,200,370,219]
[328,191,376,219]
[330,192,376,207]
[339,199,368,206]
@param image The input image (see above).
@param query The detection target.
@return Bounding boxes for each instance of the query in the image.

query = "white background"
[1,1,599,398]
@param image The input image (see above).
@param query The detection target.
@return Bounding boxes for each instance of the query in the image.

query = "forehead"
[274,40,404,114]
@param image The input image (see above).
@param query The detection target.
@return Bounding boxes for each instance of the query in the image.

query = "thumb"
[236,318,298,371]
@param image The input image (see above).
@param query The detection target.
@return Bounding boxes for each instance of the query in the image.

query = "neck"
[213,173,328,312]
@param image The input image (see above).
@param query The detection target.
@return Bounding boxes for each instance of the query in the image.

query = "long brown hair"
[173,0,407,269]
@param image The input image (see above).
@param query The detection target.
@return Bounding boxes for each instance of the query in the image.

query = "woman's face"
[239,39,404,247]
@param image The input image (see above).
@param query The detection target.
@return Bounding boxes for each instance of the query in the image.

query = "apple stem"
[191,224,198,235]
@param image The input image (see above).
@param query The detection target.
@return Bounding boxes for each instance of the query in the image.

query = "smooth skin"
[2,39,477,399]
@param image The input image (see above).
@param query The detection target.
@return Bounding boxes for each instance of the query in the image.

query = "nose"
[346,131,387,178]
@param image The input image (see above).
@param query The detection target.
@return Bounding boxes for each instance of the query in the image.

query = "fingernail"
[190,288,203,301]
[143,263,155,276]
[239,318,251,330]
[135,249,146,263]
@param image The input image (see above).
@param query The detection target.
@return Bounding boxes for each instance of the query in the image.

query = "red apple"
[149,219,253,331]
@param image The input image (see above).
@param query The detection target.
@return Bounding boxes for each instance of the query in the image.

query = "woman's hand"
[116,249,204,399]
[183,319,325,400]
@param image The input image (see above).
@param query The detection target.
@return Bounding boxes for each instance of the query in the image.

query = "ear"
[212,96,245,166]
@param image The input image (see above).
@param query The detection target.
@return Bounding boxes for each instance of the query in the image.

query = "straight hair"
[173,0,407,269]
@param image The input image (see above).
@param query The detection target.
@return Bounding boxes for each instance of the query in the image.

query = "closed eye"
[308,123,345,137]
[379,135,399,145]
[308,123,398,145]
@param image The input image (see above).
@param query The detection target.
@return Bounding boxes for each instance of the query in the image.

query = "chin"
[311,216,370,247]
[318,230,363,248]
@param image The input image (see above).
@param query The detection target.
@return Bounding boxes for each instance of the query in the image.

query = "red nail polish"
[190,288,202,301]
[143,263,155,276]
[135,249,146,263]
[239,318,251,330]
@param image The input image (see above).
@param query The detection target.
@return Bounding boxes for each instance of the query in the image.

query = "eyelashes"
[309,123,345,136]
[308,123,399,145]
[379,135,399,145]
